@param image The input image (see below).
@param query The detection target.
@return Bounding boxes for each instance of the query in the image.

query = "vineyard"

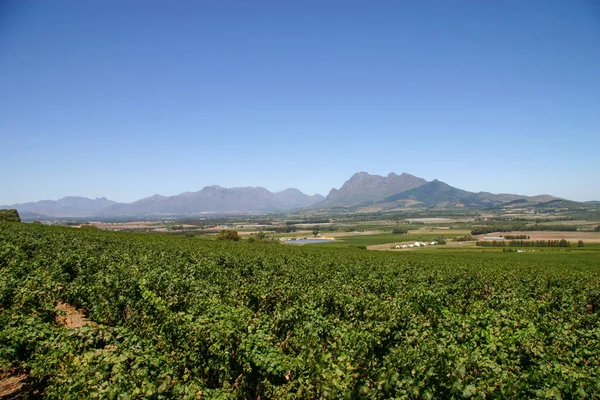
[1,222,600,399]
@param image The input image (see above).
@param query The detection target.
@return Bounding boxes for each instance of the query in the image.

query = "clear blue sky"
[1,0,599,204]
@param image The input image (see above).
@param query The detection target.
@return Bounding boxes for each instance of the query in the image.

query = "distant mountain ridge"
[308,172,559,211]
[320,172,427,207]
[106,186,325,216]
[2,172,566,219]
[1,196,118,218]
[377,180,559,209]
[3,187,325,218]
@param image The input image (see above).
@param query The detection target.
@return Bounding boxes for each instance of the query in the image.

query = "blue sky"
[1,0,599,204]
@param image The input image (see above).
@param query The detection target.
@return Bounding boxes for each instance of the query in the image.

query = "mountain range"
[2,172,563,219]
[4,186,325,219]
[313,172,557,211]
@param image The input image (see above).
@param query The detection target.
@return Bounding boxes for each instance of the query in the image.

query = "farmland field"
[307,231,471,248]
[1,222,600,399]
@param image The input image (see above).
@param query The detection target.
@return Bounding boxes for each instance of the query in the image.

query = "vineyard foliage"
[1,222,600,399]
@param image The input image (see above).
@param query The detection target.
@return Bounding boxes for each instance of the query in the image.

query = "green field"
[1,222,600,398]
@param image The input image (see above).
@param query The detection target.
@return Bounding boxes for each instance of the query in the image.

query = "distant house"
[409,244,414,248]
[402,245,408,249]
[395,245,401,249]
[430,241,437,245]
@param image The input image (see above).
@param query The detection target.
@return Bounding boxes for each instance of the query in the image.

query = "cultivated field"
[1,222,599,398]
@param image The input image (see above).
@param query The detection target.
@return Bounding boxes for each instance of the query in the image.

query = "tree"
[578,240,584,247]
[392,227,408,235]
[595,225,600,232]
[80,224,99,229]
[0,209,21,223]
[216,230,240,241]
[435,236,447,245]
[312,229,319,237]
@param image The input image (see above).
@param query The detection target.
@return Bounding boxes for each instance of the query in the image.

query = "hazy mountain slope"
[528,194,559,203]
[7,186,326,218]
[274,188,325,209]
[1,197,119,218]
[318,172,427,207]
[380,181,561,209]
[383,180,488,207]
[476,192,528,203]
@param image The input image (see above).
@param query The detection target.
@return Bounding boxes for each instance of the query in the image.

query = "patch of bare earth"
[0,374,26,399]
[55,301,94,329]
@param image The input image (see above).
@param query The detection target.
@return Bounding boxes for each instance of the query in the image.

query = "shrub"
[80,224,98,229]
[435,236,447,245]
[0,209,21,223]
[216,230,240,241]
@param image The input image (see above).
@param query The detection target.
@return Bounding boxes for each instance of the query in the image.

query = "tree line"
[471,223,577,235]
[476,239,571,247]
[285,218,330,225]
